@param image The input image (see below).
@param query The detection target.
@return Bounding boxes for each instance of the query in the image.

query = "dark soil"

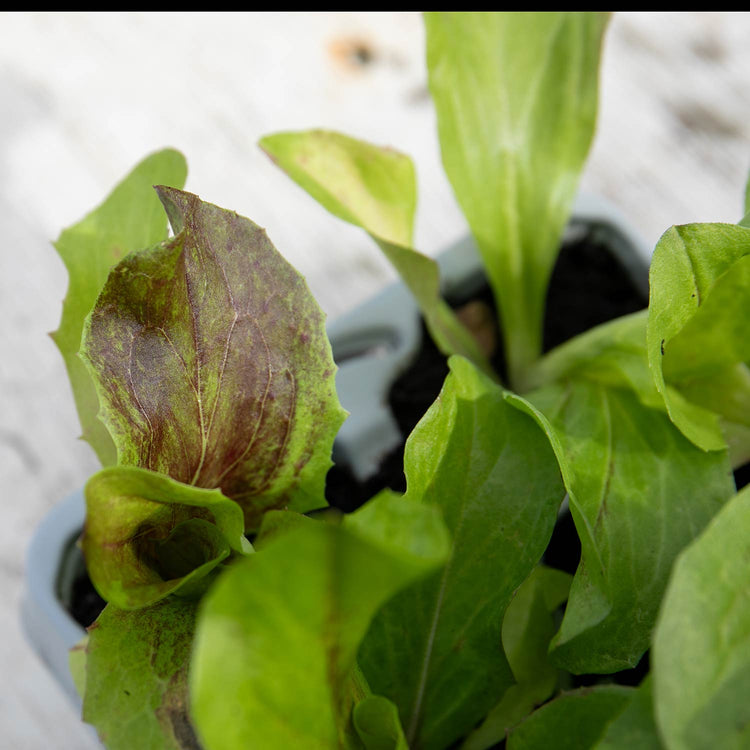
[61,532,106,628]
[69,557,107,629]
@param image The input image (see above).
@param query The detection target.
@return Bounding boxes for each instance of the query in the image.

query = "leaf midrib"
[404,401,509,745]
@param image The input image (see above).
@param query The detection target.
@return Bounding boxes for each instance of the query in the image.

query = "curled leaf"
[647,223,750,451]
[82,465,249,609]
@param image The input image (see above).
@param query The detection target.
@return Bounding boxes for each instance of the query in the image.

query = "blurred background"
[1,12,749,748]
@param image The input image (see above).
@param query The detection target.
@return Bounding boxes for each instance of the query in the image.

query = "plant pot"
[21,190,651,707]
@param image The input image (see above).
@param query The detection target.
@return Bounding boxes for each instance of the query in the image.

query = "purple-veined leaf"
[82,599,201,750]
[82,187,345,530]
[82,465,250,610]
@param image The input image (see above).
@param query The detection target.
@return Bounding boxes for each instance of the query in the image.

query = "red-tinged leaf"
[82,187,345,529]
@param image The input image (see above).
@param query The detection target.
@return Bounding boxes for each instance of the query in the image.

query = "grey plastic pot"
[21,190,651,707]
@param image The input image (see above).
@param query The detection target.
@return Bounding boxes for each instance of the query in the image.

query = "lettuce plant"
[52,11,750,750]
[258,10,750,749]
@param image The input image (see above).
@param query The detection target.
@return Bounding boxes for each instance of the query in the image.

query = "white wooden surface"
[1,12,748,748]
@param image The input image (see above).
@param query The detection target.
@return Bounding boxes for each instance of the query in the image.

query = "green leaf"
[253,507,319,549]
[462,566,572,750]
[525,311,660,409]
[342,488,450,568]
[647,223,750,451]
[81,187,346,530]
[594,677,663,750]
[82,465,249,609]
[52,149,188,465]
[69,635,88,701]
[676,363,750,469]
[675,363,750,429]
[353,696,409,750]
[83,599,200,750]
[259,129,493,377]
[662,256,750,382]
[506,686,633,750]
[358,356,565,749]
[262,129,417,248]
[519,381,734,672]
[190,502,449,750]
[425,12,608,388]
[721,412,750,469]
[653,485,750,750]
